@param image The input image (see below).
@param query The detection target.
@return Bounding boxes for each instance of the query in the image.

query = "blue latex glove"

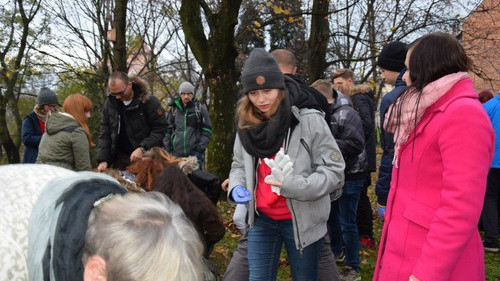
[376,204,386,218]
[231,185,251,204]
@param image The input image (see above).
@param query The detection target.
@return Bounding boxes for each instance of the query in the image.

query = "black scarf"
[237,76,318,158]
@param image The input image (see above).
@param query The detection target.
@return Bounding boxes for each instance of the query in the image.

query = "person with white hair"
[0,164,204,281]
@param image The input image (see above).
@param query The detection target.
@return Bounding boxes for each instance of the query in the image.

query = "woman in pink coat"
[373,32,495,281]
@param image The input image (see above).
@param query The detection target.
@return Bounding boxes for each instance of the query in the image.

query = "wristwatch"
[139,146,146,153]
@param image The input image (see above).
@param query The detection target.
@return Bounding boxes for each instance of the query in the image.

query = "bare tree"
[0,0,48,163]
[180,0,242,178]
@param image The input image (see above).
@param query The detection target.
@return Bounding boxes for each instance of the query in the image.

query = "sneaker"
[340,266,361,281]
[360,235,376,250]
[334,251,345,263]
[484,240,499,253]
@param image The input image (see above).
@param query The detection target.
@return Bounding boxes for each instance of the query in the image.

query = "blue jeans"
[192,150,205,170]
[248,213,323,281]
[328,180,363,271]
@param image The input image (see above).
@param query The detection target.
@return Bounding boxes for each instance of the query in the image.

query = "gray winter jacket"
[164,98,212,157]
[228,107,345,250]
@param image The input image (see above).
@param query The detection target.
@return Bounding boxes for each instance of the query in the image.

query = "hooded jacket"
[228,106,345,250]
[21,110,45,163]
[164,97,212,157]
[373,78,494,281]
[375,70,406,206]
[97,77,168,165]
[36,112,91,171]
[330,94,367,179]
[345,84,377,172]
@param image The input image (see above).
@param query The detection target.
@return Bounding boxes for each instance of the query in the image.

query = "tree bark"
[307,0,330,82]
[113,0,128,72]
[180,0,242,179]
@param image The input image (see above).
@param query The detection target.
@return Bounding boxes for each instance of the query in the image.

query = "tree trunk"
[180,0,242,179]
[113,0,128,72]
[0,105,20,163]
[307,0,330,82]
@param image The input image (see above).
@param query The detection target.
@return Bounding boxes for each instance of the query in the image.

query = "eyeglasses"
[110,83,129,96]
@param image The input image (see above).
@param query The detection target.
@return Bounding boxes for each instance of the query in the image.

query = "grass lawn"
[210,176,500,280]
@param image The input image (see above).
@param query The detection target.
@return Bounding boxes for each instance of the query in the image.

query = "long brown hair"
[127,147,183,190]
[62,94,95,147]
[236,90,284,129]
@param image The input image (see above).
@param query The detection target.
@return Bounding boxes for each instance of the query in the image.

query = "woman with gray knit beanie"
[227,48,345,281]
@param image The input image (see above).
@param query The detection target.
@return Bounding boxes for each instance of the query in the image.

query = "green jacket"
[36,112,91,171]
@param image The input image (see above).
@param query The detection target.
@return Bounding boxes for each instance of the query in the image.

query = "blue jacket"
[375,70,406,206]
[21,112,43,163]
[484,94,500,168]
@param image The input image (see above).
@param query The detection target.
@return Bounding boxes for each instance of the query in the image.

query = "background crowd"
[1,31,497,281]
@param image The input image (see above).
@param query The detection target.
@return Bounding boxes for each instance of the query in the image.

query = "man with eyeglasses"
[97,71,168,172]
[164,81,212,169]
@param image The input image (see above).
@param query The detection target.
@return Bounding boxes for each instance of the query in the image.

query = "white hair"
[84,192,204,281]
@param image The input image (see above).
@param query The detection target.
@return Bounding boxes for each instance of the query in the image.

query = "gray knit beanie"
[241,48,285,95]
[36,87,59,106]
[377,41,408,72]
[178,82,195,94]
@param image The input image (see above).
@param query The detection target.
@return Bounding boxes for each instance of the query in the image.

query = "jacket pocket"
[402,199,436,229]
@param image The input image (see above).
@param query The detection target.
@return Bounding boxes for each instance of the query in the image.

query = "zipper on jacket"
[288,200,303,253]
[183,111,187,156]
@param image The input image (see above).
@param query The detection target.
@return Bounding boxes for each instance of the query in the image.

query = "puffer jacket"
[21,111,44,163]
[375,70,406,206]
[228,106,345,250]
[347,84,377,173]
[97,77,168,165]
[36,112,91,171]
[330,94,367,179]
[164,98,212,157]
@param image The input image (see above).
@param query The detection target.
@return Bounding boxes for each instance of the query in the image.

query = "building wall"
[462,0,500,93]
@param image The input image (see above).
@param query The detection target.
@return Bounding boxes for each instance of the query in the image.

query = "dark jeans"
[357,174,374,238]
[482,168,500,243]
[330,179,363,271]
[193,150,205,170]
[248,213,322,281]
[223,231,340,281]
[328,200,343,255]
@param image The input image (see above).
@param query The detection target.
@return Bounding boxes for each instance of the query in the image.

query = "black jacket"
[348,84,377,173]
[97,77,168,165]
[285,74,331,125]
[330,95,367,179]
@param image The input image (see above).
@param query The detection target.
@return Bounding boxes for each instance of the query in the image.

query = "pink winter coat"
[373,78,495,281]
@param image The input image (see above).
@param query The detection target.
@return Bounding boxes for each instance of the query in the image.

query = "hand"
[409,275,422,281]
[221,178,229,191]
[231,185,251,204]
[97,162,108,172]
[376,203,386,218]
[130,147,144,162]
[263,148,293,195]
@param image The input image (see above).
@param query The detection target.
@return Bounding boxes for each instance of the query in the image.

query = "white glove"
[264,148,294,195]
